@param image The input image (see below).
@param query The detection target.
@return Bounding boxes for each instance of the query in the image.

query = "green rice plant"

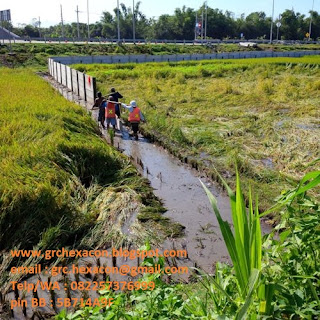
[201,170,262,292]
[200,169,262,318]
[107,128,115,145]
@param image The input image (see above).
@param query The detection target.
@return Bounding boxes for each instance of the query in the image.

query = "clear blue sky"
[0,0,317,27]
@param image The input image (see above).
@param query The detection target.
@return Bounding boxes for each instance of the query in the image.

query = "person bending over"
[121,100,145,140]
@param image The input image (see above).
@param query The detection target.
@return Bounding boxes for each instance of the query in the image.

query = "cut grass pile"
[0,68,182,290]
[79,56,320,214]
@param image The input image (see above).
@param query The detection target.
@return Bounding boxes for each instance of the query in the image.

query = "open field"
[77,56,320,214]
[0,68,183,291]
[0,54,319,318]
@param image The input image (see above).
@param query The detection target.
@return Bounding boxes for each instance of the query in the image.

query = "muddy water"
[118,132,232,271]
[47,77,231,271]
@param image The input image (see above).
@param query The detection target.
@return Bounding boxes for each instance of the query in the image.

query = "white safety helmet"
[130,100,137,108]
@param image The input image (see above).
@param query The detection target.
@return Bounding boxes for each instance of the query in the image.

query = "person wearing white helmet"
[121,100,145,140]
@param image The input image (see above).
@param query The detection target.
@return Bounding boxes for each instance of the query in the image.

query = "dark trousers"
[131,122,139,133]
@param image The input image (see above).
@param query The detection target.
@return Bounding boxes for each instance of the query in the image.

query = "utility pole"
[201,9,204,40]
[132,0,136,43]
[87,0,90,40]
[38,16,41,38]
[195,11,198,40]
[269,0,274,43]
[309,0,315,41]
[76,5,80,39]
[60,4,64,38]
[205,1,208,41]
[117,0,120,42]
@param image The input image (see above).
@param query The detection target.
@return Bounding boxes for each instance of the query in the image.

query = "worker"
[109,88,123,118]
[91,92,105,129]
[109,88,123,130]
[105,96,117,131]
[121,100,145,140]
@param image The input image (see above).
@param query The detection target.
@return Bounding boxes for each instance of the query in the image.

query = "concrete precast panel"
[84,74,96,104]
[72,69,79,96]
[176,54,188,61]
[53,62,57,81]
[51,59,54,76]
[61,65,67,87]
[128,54,147,63]
[147,55,162,63]
[78,71,86,102]
[112,56,130,63]
[203,54,215,60]
[48,59,52,75]
[56,63,61,84]
[92,55,112,64]
[66,66,73,91]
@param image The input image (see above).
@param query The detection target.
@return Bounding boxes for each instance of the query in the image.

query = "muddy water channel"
[50,75,234,271]
[47,75,270,270]
[118,132,232,270]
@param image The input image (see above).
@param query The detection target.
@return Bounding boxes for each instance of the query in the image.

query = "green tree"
[243,12,270,39]
[281,9,300,40]
[205,8,237,39]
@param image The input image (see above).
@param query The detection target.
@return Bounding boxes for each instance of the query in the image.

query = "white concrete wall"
[66,66,73,91]
[72,69,79,96]
[48,58,97,103]
[56,63,61,83]
[84,74,95,104]
[61,65,67,87]
[78,72,86,102]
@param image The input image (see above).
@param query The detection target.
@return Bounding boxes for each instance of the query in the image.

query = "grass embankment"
[1,42,320,70]
[0,68,182,290]
[0,43,215,70]
[77,56,320,215]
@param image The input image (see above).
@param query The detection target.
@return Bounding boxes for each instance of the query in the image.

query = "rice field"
[76,56,320,214]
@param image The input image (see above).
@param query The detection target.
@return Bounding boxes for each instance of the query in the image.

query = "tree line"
[5,3,320,40]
